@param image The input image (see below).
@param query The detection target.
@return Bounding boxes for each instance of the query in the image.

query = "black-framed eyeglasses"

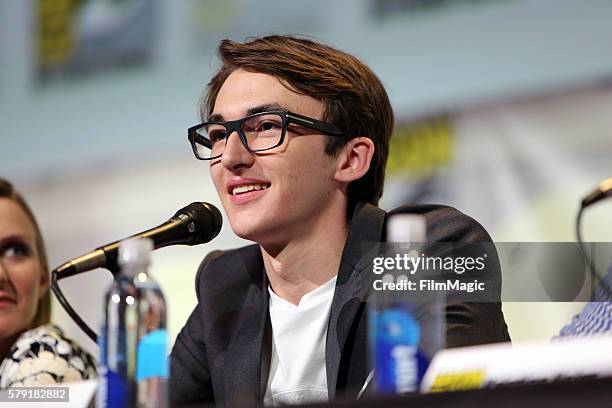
[188,110,345,160]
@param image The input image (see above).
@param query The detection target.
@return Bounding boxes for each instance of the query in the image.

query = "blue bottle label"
[98,366,127,408]
[136,329,169,382]
[373,306,429,394]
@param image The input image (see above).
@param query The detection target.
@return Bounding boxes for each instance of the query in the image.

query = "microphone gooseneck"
[50,202,222,342]
[576,178,612,302]
[55,202,222,278]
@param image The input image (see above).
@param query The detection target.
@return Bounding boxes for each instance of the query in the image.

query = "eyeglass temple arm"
[286,112,344,137]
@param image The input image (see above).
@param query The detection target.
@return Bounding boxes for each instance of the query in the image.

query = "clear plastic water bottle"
[98,238,168,408]
[369,214,444,395]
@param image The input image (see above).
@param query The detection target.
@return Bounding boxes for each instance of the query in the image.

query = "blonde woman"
[0,178,96,387]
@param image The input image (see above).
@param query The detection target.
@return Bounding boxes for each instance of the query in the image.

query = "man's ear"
[333,137,375,183]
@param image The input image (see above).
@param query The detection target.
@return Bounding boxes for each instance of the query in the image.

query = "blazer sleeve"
[389,204,511,347]
[169,252,222,407]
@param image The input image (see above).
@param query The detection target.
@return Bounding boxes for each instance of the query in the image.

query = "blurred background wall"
[1,0,611,355]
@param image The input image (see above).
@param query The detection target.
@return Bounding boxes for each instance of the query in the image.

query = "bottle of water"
[98,238,168,408]
[369,214,444,395]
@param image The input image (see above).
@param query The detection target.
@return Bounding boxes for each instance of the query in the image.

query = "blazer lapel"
[326,203,386,398]
[222,247,269,406]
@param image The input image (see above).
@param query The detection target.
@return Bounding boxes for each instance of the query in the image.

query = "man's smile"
[231,183,270,195]
[226,177,272,204]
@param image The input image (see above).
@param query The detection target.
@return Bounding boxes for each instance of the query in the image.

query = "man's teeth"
[232,184,270,195]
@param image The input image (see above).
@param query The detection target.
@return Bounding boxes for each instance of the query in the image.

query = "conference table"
[293,376,612,408]
[2,374,610,407]
[186,376,612,407]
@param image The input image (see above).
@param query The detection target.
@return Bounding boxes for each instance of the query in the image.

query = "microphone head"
[175,202,223,245]
[582,177,612,208]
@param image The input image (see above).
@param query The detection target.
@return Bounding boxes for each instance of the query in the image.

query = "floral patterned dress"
[0,325,96,387]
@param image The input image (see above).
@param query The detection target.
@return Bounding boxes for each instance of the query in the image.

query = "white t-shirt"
[264,276,337,406]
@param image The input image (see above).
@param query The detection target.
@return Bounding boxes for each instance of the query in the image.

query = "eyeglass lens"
[194,113,285,158]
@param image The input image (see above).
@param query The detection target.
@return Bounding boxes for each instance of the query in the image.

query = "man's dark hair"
[203,35,394,211]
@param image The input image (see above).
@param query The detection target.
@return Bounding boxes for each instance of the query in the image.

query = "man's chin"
[228,218,265,242]
[228,217,286,246]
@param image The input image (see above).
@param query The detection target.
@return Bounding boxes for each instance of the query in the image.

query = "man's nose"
[0,259,9,282]
[220,131,255,170]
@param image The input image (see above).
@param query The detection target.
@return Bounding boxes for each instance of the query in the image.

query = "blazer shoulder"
[387,204,493,243]
[194,244,264,303]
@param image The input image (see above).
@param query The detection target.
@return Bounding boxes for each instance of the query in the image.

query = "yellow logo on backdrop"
[37,0,79,69]
[387,117,454,176]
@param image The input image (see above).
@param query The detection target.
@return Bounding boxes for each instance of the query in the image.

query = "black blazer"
[170,202,510,406]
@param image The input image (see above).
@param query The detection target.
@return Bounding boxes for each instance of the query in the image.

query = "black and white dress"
[0,325,96,387]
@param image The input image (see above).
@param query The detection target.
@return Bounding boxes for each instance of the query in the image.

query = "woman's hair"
[0,178,51,327]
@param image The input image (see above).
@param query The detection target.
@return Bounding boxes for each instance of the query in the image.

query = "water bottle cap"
[118,238,153,268]
[387,214,426,242]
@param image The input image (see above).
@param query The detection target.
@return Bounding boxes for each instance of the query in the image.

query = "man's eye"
[208,129,228,143]
[255,121,281,132]
[0,242,30,260]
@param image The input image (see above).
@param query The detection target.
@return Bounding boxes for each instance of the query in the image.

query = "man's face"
[209,69,340,246]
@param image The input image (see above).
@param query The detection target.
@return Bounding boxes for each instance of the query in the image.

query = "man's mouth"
[231,183,271,196]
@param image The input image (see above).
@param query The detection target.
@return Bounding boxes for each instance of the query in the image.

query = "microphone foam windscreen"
[177,202,223,244]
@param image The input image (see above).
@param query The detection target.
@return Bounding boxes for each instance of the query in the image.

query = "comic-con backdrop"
[2,0,611,353]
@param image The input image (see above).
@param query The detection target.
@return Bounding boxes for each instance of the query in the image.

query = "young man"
[171,35,509,406]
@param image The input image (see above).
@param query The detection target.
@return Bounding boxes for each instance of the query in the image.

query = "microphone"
[55,202,222,277]
[581,177,612,207]
[576,178,612,304]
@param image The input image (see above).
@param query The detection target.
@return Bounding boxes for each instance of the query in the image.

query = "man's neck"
[261,208,349,306]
